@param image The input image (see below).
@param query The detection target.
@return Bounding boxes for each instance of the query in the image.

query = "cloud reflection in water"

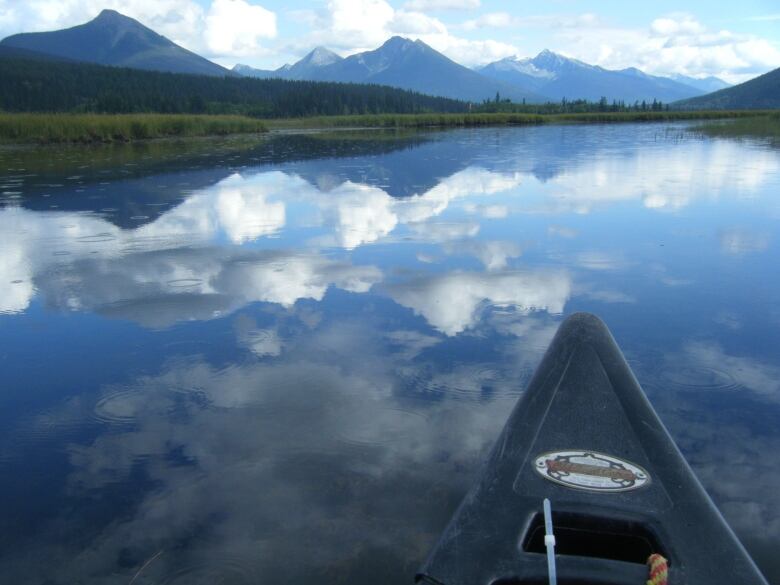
[2,124,780,583]
[4,316,533,584]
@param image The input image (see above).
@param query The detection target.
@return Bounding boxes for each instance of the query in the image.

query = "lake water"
[1,123,778,584]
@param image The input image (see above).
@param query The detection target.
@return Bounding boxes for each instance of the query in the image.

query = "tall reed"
[0,113,267,144]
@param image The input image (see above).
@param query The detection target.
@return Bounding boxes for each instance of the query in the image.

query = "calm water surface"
[1,124,779,584]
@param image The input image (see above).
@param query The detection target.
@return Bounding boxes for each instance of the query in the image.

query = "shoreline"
[0,110,774,145]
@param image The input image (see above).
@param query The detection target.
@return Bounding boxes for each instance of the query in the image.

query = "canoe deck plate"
[534,450,650,492]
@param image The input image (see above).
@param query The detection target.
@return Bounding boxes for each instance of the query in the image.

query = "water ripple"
[659,365,741,392]
[157,556,260,585]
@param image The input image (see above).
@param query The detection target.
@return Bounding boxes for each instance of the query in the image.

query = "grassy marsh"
[0,113,268,144]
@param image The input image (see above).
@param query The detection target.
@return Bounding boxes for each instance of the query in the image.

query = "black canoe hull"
[417,312,768,585]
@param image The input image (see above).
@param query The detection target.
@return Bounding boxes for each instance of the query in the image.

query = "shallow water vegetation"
[265,110,767,130]
[0,113,268,144]
[696,113,780,145]
[0,134,267,183]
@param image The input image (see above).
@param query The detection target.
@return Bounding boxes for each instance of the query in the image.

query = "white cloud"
[386,270,570,335]
[0,171,387,324]
[420,33,517,66]
[576,250,629,271]
[650,14,706,37]
[532,139,780,214]
[391,10,447,35]
[321,182,399,249]
[320,0,396,51]
[551,13,780,82]
[461,11,514,31]
[463,203,508,218]
[458,12,600,34]
[384,329,441,358]
[0,205,123,314]
[307,166,521,248]
[396,167,522,224]
[547,225,578,239]
[0,216,36,313]
[409,221,480,242]
[138,171,288,242]
[403,0,480,11]
[444,240,522,271]
[204,0,276,56]
[214,177,286,243]
[718,228,771,256]
[221,253,381,308]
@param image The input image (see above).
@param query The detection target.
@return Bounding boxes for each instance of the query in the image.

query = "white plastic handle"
[543,498,557,585]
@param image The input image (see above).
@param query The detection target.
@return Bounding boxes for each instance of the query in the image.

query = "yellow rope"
[646,553,668,585]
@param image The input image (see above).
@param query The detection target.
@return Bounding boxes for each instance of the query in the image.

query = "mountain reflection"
[0,165,529,324]
[4,126,778,325]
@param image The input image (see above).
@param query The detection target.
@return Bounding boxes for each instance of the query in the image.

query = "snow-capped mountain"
[479,50,709,103]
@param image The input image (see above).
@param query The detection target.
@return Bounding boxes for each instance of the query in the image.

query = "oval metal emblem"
[534,450,650,492]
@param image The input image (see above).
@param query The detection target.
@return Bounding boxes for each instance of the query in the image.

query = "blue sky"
[1,0,779,82]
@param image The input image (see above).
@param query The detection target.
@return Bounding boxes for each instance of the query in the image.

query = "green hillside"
[675,67,780,110]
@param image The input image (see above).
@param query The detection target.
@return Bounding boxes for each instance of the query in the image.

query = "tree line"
[0,54,468,117]
[475,94,669,114]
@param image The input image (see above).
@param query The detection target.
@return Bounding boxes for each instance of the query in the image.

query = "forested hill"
[674,67,780,110]
[0,54,467,117]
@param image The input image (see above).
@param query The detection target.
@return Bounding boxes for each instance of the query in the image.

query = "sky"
[1,0,779,83]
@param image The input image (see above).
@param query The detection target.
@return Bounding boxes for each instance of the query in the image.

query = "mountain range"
[667,74,731,94]
[235,37,544,103]
[236,43,735,105]
[3,8,770,107]
[476,51,724,103]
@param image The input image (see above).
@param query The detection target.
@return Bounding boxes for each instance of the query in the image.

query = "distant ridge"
[479,50,706,103]
[0,9,230,77]
[233,63,277,79]
[674,67,780,110]
[669,74,730,94]
[234,47,343,80]
[236,37,544,103]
